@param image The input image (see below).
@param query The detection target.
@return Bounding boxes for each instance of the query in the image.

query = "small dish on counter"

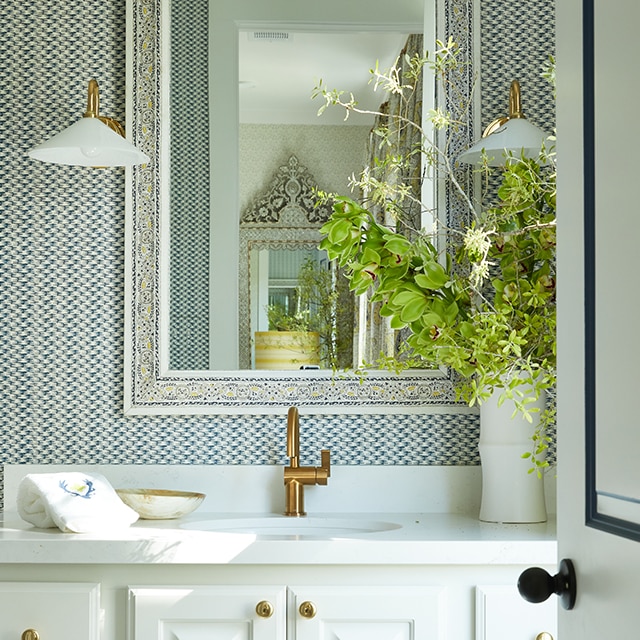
[116,488,205,520]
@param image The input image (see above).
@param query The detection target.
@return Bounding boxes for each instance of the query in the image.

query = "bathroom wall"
[239,124,369,212]
[0,0,555,510]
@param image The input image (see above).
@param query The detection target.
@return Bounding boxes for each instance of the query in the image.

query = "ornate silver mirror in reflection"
[239,155,340,369]
[239,155,360,371]
[124,0,470,415]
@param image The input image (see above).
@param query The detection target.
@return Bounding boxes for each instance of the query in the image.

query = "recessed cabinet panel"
[128,586,286,640]
[160,621,250,640]
[311,621,412,640]
[0,582,100,640]
[288,585,445,640]
[476,585,557,640]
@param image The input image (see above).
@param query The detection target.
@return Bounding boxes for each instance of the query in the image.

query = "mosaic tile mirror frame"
[123,0,482,415]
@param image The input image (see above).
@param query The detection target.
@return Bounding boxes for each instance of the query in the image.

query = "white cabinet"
[0,582,101,640]
[128,585,286,640]
[0,565,559,640]
[476,585,557,640]
[128,584,445,640]
[0,571,558,640]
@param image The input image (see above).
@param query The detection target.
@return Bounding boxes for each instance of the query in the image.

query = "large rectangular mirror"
[124,0,472,414]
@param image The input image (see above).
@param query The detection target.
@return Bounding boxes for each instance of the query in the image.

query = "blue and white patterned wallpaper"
[0,0,555,510]
[481,0,556,137]
[168,0,210,371]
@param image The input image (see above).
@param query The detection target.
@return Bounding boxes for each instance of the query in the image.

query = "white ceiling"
[239,29,412,126]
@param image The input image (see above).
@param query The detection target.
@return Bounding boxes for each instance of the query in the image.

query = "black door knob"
[518,558,576,610]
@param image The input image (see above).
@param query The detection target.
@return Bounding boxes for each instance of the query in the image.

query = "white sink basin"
[180,516,401,539]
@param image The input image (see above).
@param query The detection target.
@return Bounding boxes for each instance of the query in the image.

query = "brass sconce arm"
[482,80,525,137]
[84,78,126,137]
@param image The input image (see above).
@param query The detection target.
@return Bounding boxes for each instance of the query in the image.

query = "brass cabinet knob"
[299,600,317,619]
[536,634,554,640]
[21,631,40,640]
[255,600,274,618]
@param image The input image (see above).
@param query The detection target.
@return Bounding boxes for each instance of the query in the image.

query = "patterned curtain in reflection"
[355,33,424,367]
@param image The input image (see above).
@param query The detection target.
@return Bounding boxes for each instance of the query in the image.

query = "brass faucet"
[284,406,331,517]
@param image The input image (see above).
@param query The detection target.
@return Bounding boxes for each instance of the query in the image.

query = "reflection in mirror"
[239,155,354,370]
[171,26,425,371]
[237,30,422,373]
[257,248,323,335]
[252,248,352,371]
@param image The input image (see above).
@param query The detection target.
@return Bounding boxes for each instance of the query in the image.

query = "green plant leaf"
[415,261,449,289]
[398,295,429,323]
[383,235,413,255]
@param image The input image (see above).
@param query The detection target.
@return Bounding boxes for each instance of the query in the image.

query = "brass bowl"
[116,488,205,520]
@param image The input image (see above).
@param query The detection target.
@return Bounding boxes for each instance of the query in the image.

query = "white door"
[556,0,640,637]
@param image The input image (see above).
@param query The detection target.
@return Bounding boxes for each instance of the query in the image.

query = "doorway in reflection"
[257,248,320,332]
[251,247,354,370]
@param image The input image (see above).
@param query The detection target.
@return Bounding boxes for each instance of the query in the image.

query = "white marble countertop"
[0,511,557,566]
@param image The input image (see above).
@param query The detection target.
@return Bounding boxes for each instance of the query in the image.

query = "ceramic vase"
[478,386,547,523]
[254,331,320,370]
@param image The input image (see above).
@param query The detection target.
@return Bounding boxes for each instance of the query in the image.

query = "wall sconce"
[28,79,150,167]
[458,80,549,166]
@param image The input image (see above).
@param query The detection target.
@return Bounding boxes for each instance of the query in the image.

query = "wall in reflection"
[170,119,369,371]
[169,0,210,370]
[240,124,367,212]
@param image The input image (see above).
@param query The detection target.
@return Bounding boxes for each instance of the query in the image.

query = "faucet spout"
[284,406,331,517]
[287,406,300,468]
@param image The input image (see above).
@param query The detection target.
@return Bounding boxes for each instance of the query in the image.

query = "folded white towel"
[17,472,139,533]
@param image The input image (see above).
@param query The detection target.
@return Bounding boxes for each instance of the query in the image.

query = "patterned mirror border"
[124,0,475,414]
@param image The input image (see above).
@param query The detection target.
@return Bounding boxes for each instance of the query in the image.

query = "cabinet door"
[288,585,445,640]
[0,582,100,640]
[128,585,286,640]
[476,585,557,640]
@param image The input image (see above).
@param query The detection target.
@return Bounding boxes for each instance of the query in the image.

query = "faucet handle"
[321,449,331,473]
[316,449,331,484]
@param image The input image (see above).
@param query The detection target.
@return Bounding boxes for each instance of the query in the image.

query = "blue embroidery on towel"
[59,479,95,499]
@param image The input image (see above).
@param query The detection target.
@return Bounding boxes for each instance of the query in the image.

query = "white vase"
[478,386,547,523]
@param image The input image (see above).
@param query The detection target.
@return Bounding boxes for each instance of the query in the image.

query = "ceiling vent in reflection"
[250,31,291,43]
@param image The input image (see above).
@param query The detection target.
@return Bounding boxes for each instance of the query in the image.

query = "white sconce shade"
[458,80,550,167]
[28,79,150,168]
[28,116,149,167]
